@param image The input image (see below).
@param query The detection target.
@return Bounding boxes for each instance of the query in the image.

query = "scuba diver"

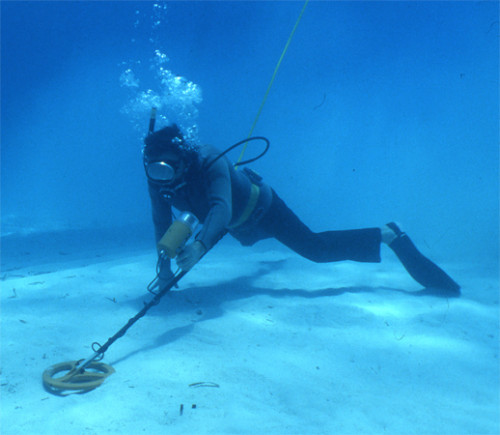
[143,124,460,296]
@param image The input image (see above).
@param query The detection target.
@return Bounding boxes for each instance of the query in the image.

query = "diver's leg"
[259,191,382,263]
[383,222,460,294]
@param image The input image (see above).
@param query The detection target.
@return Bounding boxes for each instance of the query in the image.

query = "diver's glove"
[176,240,207,271]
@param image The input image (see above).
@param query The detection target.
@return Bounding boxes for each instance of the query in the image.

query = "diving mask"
[145,161,177,183]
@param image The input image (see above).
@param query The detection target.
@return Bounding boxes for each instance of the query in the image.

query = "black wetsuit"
[148,145,382,263]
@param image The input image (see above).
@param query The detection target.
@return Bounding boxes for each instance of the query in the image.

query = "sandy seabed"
[1,234,499,435]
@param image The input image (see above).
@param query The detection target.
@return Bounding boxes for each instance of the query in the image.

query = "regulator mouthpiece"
[157,212,199,259]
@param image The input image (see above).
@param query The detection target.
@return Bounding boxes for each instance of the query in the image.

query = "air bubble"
[121,50,202,142]
[121,4,199,140]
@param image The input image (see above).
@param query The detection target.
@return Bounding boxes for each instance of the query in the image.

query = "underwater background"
[1,1,499,268]
[1,3,499,435]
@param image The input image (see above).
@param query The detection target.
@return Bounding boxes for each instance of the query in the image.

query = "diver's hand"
[176,241,206,271]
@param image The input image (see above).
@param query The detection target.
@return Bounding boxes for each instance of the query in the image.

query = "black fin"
[387,223,460,295]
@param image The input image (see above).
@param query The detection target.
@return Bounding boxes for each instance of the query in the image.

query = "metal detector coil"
[41,268,188,395]
[42,360,115,394]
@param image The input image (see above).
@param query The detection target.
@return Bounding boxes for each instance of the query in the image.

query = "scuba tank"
[157,212,199,259]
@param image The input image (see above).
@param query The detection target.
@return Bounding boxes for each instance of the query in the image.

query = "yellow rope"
[236,0,309,166]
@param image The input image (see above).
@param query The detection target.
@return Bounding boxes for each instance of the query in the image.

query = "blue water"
[1,1,498,269]
[1,3,499,434]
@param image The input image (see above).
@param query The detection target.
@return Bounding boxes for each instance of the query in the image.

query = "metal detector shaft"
[77,270,188,372]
